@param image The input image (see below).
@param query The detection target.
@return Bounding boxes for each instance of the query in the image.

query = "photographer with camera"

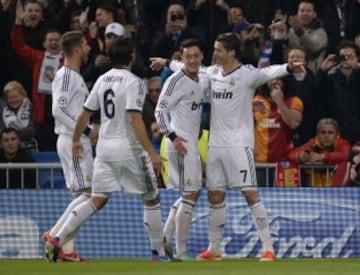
[150,1,209,66]
[316,40,360,144]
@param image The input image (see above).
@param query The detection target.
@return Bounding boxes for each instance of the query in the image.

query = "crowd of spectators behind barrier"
[0,0,360,187]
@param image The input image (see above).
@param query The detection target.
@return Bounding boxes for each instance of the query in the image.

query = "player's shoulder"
[170,68,186,79]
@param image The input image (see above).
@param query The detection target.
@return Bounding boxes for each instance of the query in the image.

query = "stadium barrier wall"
[0,188,359,259]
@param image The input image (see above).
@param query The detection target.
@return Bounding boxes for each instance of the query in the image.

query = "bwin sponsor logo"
[191,100,203,110]
[212,90,233,99]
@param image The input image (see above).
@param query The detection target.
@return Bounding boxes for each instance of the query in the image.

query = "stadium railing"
[0,162,337,188]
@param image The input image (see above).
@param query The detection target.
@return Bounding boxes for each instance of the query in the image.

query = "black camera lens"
[336,55,346,63]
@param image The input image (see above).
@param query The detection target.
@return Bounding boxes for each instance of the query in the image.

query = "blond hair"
[3,81,27,98]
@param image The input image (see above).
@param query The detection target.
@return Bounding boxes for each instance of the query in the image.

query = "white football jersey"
[155,69,210,144]
[206,63,289,148]
[84,68,146,161]
[52,66,89,135]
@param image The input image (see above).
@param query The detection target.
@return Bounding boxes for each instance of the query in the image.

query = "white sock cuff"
[144,203,160,210]
[250,201,262,210]
[181,199,195,208]
[210,202,226,209]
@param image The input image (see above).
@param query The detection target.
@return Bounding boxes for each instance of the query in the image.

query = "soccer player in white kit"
[155,39,210,261]
[45,37,167,262]
[196,33,305,261]
[44,30,95,262]
[150,32,305,262]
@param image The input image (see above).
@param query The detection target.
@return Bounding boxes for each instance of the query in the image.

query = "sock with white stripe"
[175,199,195,255]
[208,202,226,254]
[250,201,273,252]
[144,203,165,256]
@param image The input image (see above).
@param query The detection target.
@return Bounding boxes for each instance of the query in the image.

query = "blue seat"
[32,151,66,189]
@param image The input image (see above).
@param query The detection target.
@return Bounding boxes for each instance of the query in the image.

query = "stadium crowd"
[1,0,360,187]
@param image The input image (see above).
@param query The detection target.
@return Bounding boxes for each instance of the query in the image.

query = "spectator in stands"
[316,40,360,144]
[0,0,32,101]
[344,141,360,186]
[11,0,62,151]
[253,77,303,186]
[150,1,208,65]
[186,0,228,59]
[316,0,360,54]
[287,118,351,186]
[355,32,360,50]
[232,20,264,66]
[143,76,162,138]
[284,47,317,146]
[0,127,36,188]
[1,81,36,151]
[87,3,117,59]
[83,22,125,89]
[287,0,328,73]
[254,77,303,163]
[22,0,47,50]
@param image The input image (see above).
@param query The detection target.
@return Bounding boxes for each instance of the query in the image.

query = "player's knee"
[208,189,225,204]
[242,189,260,206]
[90,193,110,210]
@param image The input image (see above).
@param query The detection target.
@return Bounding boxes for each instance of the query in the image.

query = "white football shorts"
[91,151,158,201]
[57,134,93,191]
[166,139,202,193]
[206,146,257,190]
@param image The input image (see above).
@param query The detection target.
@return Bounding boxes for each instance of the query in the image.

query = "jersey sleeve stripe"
[61,67,71,92]
[60,107,76,121]
[164,70,185,96]
[157,112,171,136]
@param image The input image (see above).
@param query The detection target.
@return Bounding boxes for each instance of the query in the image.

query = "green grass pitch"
[0,259,359,275]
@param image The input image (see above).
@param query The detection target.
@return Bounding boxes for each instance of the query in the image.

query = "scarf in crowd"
[38,52,62,95]
[2,97,32,129]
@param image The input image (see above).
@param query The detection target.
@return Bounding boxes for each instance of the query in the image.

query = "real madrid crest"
[229,78,235,86]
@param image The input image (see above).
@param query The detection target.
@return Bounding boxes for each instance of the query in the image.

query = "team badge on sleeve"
[136,98,143,107]
[159,100,168,109]
[58,96,68,106]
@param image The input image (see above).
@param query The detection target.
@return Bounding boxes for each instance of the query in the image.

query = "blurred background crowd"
[1,0,360,188]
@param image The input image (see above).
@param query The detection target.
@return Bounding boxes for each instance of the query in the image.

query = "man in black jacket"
[0,127,36,188]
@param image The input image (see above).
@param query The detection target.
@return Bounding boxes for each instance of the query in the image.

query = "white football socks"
[49,193,88,253]
[208,202,226,254]
[175,199,195,255]
[250,201,273,252]
[163,197,182,245]
[144,203,165,256]
[56,199,97,246]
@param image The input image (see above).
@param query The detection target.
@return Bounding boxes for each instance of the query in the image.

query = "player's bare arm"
[128,111,162,174]
[149,57,167,71]
[72,109,92,157]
